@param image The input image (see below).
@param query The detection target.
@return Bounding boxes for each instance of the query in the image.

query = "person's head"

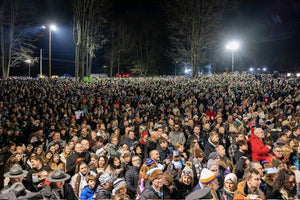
[224,173,237,192]
[74,143,83,154]
[90,154,98,166]
[52,153,60,163]
[163,171,174,193]
[99,173,113,190]
[244,168,261,190]
[181,163,194,186]
[249,161,264,177]
[210,132,219,143]
[207,159,219,175]
[112,179,127,196]
[30,155,43,170]
[235,133,246,142]
[149,169,163,189]
[237,140,248,151]
[254,128,265,139]
[45,150,53,161]
[128,130,135,140]
[273,169,296,195]
[131,156,141,168]
[97,155,108,168]
[4,165,27,184]
[35,146,43,156]
[193,125,200,135]
[273,145,283,158]
[215,145,226,157]
[278,132,287,142]
[63,145,71,156]
[48,145,56,154]
[150,150,160,162]
[53,132,60,141]
[111,136,119,147]
[76,161,88,175]
[81,139,90,150]
[109,156,121,168]
[200,168,218,191]
[158,137,168,149]
[86,175,96,189]
[175,143,185,153]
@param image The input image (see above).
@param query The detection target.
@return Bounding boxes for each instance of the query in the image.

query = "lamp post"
[48,24,57,78]
[25,59,32,77]
[226,41,240,73]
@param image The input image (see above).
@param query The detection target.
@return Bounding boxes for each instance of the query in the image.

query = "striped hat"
[200,168,217,184]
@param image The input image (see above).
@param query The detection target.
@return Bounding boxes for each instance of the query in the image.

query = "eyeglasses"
[132,159,141,162]
[288,181,296,185]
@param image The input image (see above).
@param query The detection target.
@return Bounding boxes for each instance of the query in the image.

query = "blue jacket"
[79,185,96,200]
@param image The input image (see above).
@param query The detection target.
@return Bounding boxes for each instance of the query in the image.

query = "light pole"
[25,59,32,77]
[226,41,240,73]
[48,24,57,78]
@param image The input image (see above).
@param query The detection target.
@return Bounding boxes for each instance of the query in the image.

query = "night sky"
[10,0,300,76]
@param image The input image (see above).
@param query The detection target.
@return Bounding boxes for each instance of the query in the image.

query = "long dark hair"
[273,169,296,192]
[108,156,122,169]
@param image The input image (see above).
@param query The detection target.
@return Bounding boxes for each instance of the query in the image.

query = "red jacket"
[246,133,270,161]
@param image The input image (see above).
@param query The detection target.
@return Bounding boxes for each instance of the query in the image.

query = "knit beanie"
[208,152,220,160]
[207,159,218,169]
[99,173,113,185]
[200,168,217,184]
[182,165,194,179]
[224,173,237,185]
[112,178,126,195]
[149,169,163,181]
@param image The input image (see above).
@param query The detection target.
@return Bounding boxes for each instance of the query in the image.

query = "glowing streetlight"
[48,24,57,78]
[25,59,33,77]
[249,67,254,72]
[262,67,267,72]
[226,41,240,72]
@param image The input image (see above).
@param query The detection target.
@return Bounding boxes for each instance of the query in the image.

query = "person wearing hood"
[218,173,238,200]
[95,173,114,199]
[204,132,219,157]
[70,161,97,197]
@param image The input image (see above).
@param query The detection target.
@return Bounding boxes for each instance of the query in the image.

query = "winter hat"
[146,158,155,166]
[112,178,126,195]
[149,169,163,181]
[200,168,217,184]
[172,160,183,170]
[224,173,237,185]
[99,173,114,185]
[182,163,194,179]
[207,159,218,169]
[208,152,220,160]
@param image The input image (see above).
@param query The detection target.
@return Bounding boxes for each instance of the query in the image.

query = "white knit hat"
[224,173,237,185]
[200,168,217,184]
[182,166,194,179]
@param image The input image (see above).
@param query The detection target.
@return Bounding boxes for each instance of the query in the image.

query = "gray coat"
[95,186,112,200]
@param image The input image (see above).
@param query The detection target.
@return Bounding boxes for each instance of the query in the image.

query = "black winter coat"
[41,183,77,200]
[125,165,139,197]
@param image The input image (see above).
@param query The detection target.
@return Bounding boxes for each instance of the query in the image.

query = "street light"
[25,59,32,77]
[48,24,57,78]
[226,41,240,72]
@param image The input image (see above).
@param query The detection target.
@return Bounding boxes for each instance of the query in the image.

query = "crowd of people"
[0,73,299,199]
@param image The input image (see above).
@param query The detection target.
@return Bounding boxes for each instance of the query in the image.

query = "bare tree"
[164,0,229,77]
[104,22,134,77]
[73,0,106,80]
[131,30,160,76]
[0,0,36,79]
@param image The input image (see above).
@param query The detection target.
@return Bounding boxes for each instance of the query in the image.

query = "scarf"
[279,188,297,200]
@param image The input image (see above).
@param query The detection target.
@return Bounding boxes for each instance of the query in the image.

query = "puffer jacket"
[246,133,270,161]
[79,185,96,200]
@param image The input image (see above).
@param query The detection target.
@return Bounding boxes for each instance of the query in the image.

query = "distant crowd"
[0,74,299,199]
